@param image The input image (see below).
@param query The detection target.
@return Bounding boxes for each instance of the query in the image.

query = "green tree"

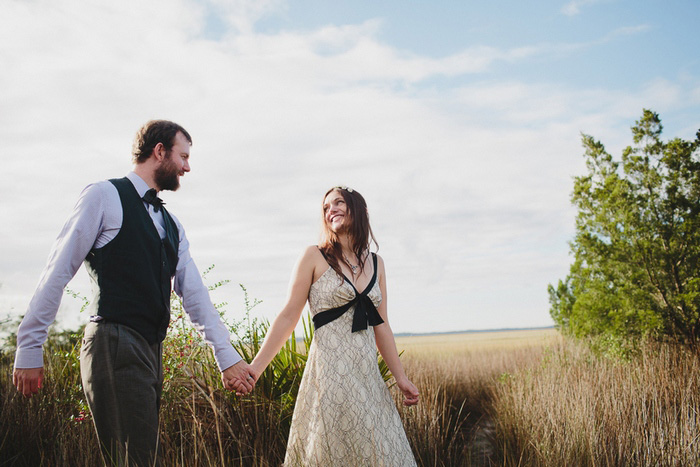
[550,110,700,350]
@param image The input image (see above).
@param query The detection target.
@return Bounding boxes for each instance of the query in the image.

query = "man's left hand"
[221,360,258,395]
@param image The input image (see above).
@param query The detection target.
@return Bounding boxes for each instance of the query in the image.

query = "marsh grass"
[0,280,402,466]
[3,290,699,467]
[396,330,561,466]
[491,339,700,466]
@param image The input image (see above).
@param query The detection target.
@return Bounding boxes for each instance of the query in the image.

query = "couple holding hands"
[13,120,418,466]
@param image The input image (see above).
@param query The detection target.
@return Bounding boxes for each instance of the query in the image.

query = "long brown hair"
[319,186,378,278]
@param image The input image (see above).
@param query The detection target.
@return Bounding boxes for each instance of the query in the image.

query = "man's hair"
[132,120,192,164]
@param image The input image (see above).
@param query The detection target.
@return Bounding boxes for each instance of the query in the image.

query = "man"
[13,120,257,466]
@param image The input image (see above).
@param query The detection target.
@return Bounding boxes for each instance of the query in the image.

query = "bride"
[240,186,418,466]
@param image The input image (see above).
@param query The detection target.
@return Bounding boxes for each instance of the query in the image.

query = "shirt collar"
[126,172,153,198]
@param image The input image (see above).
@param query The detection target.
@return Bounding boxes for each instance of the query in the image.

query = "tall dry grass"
[0,329,100,466]
[396,329,562,466]
[4,318,698,467]
[491,339,700,466]
[0,323,296,466]
[0,320,555,466]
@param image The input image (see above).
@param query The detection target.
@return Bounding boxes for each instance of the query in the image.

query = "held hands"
[222,360,259,396]
[396,377,419,406]
[13,367,44,398]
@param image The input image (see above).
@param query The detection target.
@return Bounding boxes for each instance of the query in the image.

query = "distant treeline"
[395,326,555,337]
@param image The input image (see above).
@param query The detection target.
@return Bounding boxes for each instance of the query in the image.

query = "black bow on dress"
[312,253,384,332]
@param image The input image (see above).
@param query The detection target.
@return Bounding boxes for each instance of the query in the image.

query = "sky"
[1,0,699,337]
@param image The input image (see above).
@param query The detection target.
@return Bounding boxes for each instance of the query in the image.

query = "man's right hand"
[13,367,44,398]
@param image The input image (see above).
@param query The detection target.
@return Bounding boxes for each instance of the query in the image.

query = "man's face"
[154,131,191,192]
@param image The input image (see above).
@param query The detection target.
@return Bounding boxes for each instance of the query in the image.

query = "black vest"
[84,177,180,344]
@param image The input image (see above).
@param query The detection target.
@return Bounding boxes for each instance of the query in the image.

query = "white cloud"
[208,0,287,35]
[561,0,607,16]
[1,0,696,335]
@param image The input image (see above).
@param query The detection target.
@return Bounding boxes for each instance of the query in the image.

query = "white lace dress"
[284,266,416,467]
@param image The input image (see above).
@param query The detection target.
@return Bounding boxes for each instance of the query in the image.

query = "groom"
[12,120,257,466]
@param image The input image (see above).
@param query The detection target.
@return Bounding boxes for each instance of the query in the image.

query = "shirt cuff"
[14,347,44,369]
[214,346,243,372]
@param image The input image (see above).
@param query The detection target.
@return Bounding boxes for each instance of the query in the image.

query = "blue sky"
[1,0,699,336]
[254,1,698,89]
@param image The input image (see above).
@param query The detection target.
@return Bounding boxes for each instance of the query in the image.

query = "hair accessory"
[336,185,354,193]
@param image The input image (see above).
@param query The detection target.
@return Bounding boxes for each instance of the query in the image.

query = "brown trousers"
[80,321,163,466]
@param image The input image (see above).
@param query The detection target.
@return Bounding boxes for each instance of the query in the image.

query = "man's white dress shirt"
[14,172,241,371]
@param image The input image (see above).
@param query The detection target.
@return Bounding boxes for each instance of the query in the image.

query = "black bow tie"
[142,188,165,212]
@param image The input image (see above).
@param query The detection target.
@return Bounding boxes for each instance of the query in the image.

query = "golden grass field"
[395,327,699,466]
[396,328,560,354]
[3,325,698,466]
[390,328,563,466]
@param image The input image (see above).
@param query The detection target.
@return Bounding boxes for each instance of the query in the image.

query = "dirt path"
[469,416,496,466]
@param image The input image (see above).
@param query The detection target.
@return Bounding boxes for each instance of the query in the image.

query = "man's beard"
[154,151,180,192]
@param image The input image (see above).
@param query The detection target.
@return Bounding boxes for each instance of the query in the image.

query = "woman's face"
[323,190,349,233]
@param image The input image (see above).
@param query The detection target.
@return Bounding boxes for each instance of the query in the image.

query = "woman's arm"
[373,255,419,406]
[248,246,320,377]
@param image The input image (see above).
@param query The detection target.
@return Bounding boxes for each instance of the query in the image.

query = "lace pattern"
[283,267,416,466]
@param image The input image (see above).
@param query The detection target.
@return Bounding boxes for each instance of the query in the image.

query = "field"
[395,329,562,466]
[2,324,699,466]
[396,328,559,352]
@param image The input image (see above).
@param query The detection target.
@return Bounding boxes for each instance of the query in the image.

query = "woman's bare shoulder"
[299,245,328,267]
[301,245,324,259]
[373,253,387,279]
[374,252,385,267]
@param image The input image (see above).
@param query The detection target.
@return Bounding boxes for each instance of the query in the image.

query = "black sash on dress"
[312,251,385,332]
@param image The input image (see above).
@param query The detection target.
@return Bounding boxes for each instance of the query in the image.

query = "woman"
[244,186,419,466]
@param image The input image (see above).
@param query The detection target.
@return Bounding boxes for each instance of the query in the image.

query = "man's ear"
[153,142,166,162]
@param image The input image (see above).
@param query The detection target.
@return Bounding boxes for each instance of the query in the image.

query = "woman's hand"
[222,360,258,396]
[228,360,266,396]
[249,360,265,380]
[396,377,419,406]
